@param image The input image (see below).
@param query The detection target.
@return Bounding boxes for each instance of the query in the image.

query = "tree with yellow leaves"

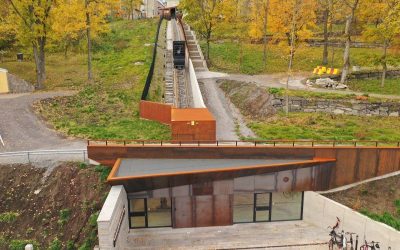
[267,0,316,114]
[249,0,270,67]
[6,0,55,89]
[51,0,86,58]
[360,0,400,87]
[180,0,224,61]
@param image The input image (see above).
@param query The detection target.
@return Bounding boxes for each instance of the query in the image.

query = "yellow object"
[333,68,339,75]
[0,68,9,93]
[321,67,327,73]
[317,69,324,75]
[313,68,319,74]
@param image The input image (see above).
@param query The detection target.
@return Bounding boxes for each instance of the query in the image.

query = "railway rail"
[171,18,192,108]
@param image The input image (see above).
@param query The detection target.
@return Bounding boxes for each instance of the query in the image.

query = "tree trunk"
[263,0,269,68]
[86,0,93,81]
[381,40,388,88]
[239,39,243,71]
[206,29,211,63]
[322,7,329,65]
[340,1,358,84]
[340,15,352,84]
[285,0,299,115]
[33,39,46,89]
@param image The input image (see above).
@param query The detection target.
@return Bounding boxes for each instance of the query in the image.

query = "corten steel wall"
[88,145,400,189]
[171,120,216,141]
[139,100,172,125]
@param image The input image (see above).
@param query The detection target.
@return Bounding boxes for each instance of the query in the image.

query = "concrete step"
[192,60,205,68]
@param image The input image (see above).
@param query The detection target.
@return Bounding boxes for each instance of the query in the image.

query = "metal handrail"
[87,139,400,148]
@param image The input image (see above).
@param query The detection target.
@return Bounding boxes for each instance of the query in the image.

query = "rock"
[134,61,144,66]
[335,84,347,89]
[333,109,345,114]
[315,78,339,88]
[389,112,399,117]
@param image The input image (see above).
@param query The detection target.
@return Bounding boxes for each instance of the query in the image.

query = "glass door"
[254,193,271,222]
[129,198,148,228]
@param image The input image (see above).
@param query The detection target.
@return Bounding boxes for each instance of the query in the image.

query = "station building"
[90,141,400,249]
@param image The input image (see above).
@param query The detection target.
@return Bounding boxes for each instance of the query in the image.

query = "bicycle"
[344,232,358,250]
[360,240,380,250]
[328,217,346,250]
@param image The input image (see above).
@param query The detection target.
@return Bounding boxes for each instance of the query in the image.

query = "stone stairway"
[183,24,208,72]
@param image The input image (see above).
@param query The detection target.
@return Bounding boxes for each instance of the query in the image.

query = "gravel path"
[0,91,85,152]
[199,78,255,140]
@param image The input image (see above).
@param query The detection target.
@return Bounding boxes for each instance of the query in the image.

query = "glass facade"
[271,192,303,221]
[129,198,172,228]
[233,192,303,223]
[233,193,253,223]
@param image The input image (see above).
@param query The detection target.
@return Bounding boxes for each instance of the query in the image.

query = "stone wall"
[272,96,400,117]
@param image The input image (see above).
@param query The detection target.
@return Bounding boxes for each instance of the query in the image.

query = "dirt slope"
[0,163,110,249]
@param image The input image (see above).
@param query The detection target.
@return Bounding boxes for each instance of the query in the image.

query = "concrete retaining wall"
[303,191,400,249]
[188,58,206,108]
[97,185,129,250]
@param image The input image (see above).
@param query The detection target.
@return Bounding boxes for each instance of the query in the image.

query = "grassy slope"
[324,175,400,231]
[247,112,400,141]
[202,42,400,75]
[347,78,400,96]
[32,19,170,140]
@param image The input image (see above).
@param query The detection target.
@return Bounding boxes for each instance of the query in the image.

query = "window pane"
[147,198,172,227]
[271,192,302,221]
[255,210,269,221]
[233,193,253,223]
[130,216,146,228]
[256,193,270,207]
[130,199,145,212]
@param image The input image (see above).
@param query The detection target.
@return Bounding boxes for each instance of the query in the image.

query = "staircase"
[183,24,208,72]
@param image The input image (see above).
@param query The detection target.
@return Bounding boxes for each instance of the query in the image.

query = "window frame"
[128,197,173,229]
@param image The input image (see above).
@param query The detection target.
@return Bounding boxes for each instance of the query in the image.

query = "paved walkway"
[224,73,400,100]
[0,91,85,152]
[199,78,255,140]
[127,220,329,249]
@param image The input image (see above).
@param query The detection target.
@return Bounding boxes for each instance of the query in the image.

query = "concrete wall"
[97,185,130,250]
[303,191,400,249]
[188,58,206,108]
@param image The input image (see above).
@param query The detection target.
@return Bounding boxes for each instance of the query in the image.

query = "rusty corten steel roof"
[115,158,311,177]
[171,108,215,121]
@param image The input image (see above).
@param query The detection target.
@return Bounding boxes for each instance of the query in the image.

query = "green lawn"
[202,41,400,75]
[248,112,400,141]
[30,19,171,140]
[347,78,400,96]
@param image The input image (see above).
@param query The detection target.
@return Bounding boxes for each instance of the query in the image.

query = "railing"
[0,149,88,164]
[87,139,400,148]
[141,16,164,100]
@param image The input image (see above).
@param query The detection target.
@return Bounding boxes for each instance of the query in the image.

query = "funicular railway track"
[171,18,192,108]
